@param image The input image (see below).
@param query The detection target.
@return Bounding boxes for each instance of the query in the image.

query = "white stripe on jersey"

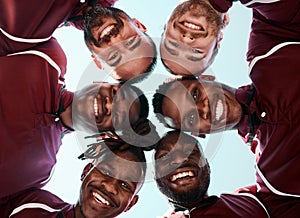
[256,164,300,197]
[9,203,61,217]
[0,28,51,43]
[248,42,300,75]
[244,0,280,7]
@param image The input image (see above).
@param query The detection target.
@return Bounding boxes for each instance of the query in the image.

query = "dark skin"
[161,78,243,134]
[62,82,141,133]
[154,131,210,209]
[75,149,144,218]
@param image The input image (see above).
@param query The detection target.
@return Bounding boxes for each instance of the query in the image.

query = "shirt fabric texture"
[209,0,300,216]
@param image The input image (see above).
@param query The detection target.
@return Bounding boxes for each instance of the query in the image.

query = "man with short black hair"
[3,138,147,218]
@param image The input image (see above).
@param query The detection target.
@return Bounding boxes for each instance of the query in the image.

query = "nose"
[102,179,118,195]
[170,150,188,166]
[181,33,195,43]
[198,98,210,120]
[104,96,112,115]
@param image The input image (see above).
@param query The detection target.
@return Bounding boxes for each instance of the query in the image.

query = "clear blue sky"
[45,1,254,217]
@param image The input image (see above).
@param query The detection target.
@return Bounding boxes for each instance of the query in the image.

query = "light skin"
[161,79,243,134]
[76,150,144,218]
[61,82,141,133]
[154,132,209,208]
[160,0,227,76]
[85,7,155,81]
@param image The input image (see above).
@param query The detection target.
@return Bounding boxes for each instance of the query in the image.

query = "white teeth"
[100,25,115,38]
[93,192,110,206]
[215,99,224,121]
[94,98,99,117]
[170,171,195,182]
[183,22,201,30]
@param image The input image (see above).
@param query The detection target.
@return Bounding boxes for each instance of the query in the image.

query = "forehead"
[99,150,144,181]
[156,133,200,153]
[162,79,197,107]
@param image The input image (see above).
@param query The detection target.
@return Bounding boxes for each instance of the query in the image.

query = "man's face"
[73,83,141,133]
[160,0,222,76]
[154,132,209,203]
[161,79,242,133]
[80,150,144,218]
[85,7,155,81]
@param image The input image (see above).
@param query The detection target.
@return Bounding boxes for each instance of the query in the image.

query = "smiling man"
[5,140,146,218]
[71,82,149,133]
[153,77,242,134]
[160,0,229,76]
[83,6,157,81]
[154,131,269,217]
[155,0,300,216]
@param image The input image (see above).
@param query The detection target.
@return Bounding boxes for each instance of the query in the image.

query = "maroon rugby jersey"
[1,188,74,218]
[210,0,300,199]
[0,0,118,55]
[0,38,73,201]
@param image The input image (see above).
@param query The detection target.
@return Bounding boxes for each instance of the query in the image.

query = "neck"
[74,202,86,218]
[169,195,206,212]
[59,105,74,130]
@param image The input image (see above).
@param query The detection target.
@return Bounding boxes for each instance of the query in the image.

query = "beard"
[83,7,124,47]
[155,164,210,205]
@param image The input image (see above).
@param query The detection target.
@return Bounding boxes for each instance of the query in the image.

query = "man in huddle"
[154,131,269,217]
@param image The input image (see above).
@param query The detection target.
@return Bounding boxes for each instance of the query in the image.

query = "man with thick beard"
[154,131,269,217]
[154,0,300,216]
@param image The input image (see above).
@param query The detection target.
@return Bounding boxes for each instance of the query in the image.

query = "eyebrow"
[109,54,122,67]
[164,40,179,56]
[186,54,206,62]
[109,37,142,67]
[156,145,170,154]
[164,39,206,62]
[128,36,142,51]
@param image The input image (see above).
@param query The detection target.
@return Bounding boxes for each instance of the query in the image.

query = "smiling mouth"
[94,98,99,117]
[181,21,203,31]
[92,191,111,206]
[178,20,205,32]
[99,24,115,39]
[215,99,224,121]
[169,170,196,182]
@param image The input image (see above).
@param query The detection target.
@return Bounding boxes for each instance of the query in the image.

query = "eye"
[121,181,132,192]
[192,88,199,102]
[169,40,179,47]
[191,48,202,54]
[189,113,195,126]
[124,37,135,47]
[108,51,119,61]
[156,151,169,160]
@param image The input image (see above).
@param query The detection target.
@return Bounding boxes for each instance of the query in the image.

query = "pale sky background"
[45,1,255,217]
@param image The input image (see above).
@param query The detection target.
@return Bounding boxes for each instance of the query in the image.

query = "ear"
[222,13,230,29]
[132,18,147,32]
[217,31,223,49]
[124,195,139,212]
[91,54,103,70]
[81,163,93,181]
